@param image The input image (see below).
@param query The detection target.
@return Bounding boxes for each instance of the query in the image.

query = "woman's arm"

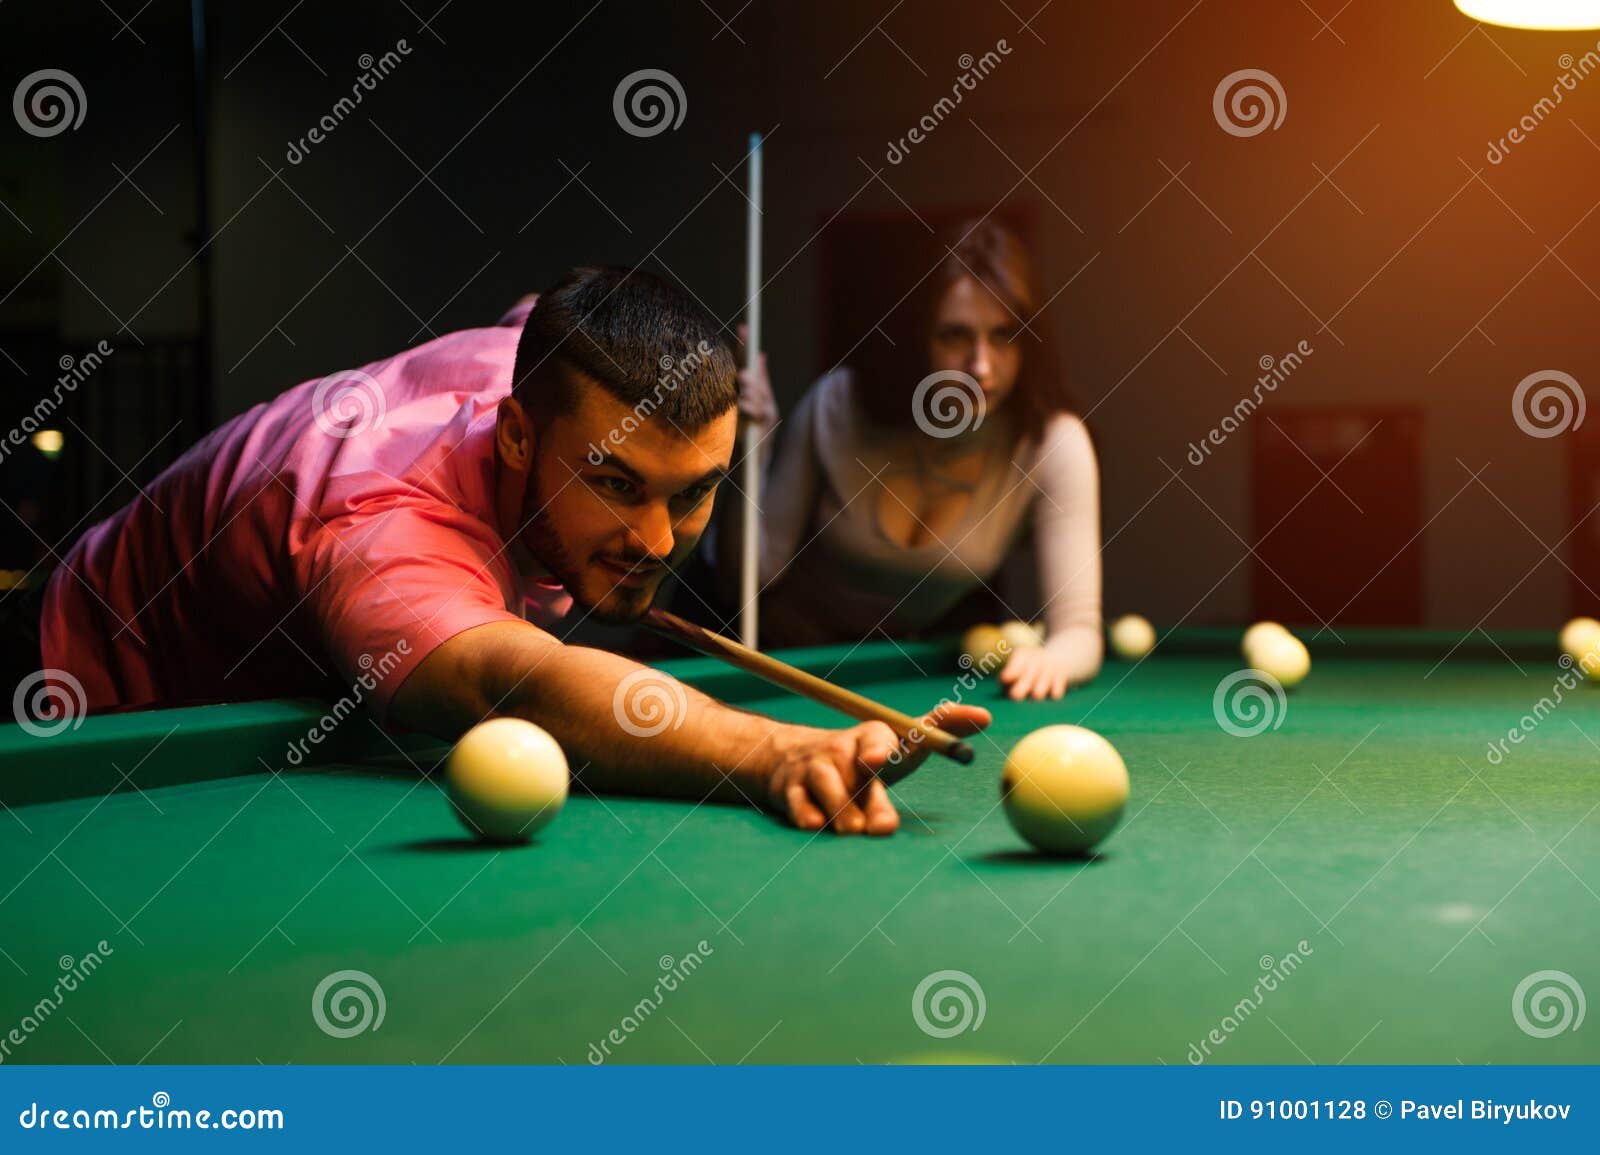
[999,413,1104,699]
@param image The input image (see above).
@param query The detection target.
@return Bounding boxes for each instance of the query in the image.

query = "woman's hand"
[735,323,777,437]
[998,644,1074,701]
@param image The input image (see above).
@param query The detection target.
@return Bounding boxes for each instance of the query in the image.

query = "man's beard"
[520,492,660,625]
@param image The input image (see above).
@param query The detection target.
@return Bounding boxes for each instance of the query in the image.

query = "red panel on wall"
[1252,409,1423,627]
[1569,423,1600,615]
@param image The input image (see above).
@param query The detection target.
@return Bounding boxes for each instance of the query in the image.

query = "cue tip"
[949,741,976,765]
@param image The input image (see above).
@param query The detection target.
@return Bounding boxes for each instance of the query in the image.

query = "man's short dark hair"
[512,266,738,431]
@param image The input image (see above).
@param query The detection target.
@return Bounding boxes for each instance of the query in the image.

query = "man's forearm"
[391,621,795,809]
[502,643,790,806]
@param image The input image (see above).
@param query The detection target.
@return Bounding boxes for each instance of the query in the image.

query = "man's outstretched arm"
[388,620,988,835]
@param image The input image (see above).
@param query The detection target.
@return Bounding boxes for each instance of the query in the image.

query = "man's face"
[503,383,736,622]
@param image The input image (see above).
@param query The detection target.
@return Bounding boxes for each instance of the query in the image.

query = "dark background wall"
[3,0,1598,630]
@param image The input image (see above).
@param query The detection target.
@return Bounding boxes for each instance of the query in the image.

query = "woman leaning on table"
[718,217,1103,701]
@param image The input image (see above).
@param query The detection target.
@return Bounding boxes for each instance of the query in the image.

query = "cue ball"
[445,718,569,842]
[960,624,1009,673]
[1560,616,1600,677]
[1001,725,1129,855]
[1108,614,1156,660]
[1249,632,1310,689]
[998,620,1044,652]
[1241,621,1290,660]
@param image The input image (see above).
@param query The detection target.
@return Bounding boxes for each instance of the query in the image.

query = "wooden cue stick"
[739,131,762,650]
[645,607,976,765]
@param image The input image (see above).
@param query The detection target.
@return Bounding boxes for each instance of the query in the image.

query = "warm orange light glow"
[1455,0,1600,29]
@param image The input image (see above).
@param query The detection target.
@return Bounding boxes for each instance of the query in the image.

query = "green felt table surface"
[0,631,1595,1065]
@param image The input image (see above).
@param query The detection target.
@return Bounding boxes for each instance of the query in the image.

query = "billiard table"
[1,630,1594,1065]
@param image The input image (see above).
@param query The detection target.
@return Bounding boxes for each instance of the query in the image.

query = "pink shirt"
[42,302,571,717]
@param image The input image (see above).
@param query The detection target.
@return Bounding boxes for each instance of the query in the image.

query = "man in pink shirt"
[11,267,987,835]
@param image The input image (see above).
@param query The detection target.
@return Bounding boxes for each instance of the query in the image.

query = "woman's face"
[928,275,1022,414]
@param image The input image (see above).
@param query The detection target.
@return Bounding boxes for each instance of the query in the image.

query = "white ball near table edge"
[1108,614,1156,660]
[1248,631,1311,690]
[959,624,1009,673]
[998,620,1044,652]
[1241,621,1291,660]
[1559,616,1600,679]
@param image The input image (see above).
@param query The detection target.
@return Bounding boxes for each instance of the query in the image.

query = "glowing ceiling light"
[31,429,64,458]
[1455,0,1600,29]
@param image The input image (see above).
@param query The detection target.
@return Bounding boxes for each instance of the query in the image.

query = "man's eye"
[599,476,636,497]
[674,484,713,509]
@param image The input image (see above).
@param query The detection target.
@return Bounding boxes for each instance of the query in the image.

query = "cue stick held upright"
[739,131,763,650]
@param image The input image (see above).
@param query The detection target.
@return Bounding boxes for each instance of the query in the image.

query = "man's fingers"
[852,723,901,772]
[861,779,899,836]
[807,761,866,834]
[785,782,826,831]
[922,702,992,736]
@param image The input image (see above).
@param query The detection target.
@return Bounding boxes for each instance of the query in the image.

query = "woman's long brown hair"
[852,215,1073,434]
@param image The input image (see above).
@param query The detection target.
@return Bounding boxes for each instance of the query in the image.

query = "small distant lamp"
[31,429,65,459]
[1455,1,1600,29]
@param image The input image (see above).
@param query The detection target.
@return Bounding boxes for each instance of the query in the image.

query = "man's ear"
[496,397,533,472]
